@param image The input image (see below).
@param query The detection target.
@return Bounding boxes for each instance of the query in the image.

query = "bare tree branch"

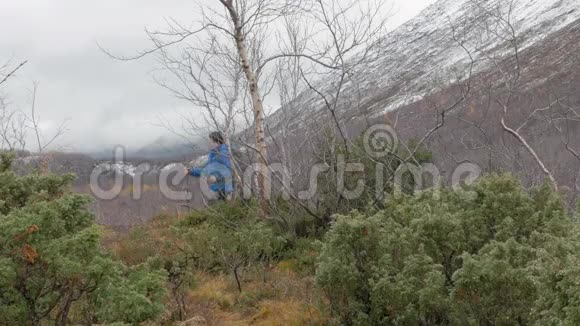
[0,61,27,86]
[28,82,69,154]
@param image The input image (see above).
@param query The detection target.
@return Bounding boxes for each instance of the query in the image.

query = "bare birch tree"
[107,0,395,217]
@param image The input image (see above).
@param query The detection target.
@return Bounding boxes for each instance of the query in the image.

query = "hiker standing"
[187,131,234,201]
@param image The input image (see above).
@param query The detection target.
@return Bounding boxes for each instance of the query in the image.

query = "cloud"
[0,0,436,153]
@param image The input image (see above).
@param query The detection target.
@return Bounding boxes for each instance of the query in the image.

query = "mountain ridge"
[267,0,580,132]
[262,0,580,191]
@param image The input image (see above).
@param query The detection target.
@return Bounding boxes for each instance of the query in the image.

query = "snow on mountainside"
[267,0,580,131]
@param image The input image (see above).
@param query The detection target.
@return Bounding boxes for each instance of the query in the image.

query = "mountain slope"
[269,0,579,126]
[264,0,580,190]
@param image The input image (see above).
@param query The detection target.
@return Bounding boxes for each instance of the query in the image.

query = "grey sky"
[0,0,436,153]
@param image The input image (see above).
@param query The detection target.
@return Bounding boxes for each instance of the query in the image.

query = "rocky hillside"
[269,0,580,125]
[265,0,580,192]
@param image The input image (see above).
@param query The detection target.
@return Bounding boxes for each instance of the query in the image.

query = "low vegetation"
[0,152,167,325]
[317,176,580,325]
[2,147,580,325]
[109,176,580,325]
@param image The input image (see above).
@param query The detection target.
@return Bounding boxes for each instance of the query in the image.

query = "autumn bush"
[0,152,167,326]
[316,174,580,325]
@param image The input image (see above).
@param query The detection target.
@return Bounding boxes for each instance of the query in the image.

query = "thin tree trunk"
[501,118,558,191]
[233,266,243,293]
[224,3,269,217]
[225,136,242,200]
[55,298,72,326]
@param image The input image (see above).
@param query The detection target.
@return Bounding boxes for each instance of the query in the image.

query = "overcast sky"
[0,0,436,153]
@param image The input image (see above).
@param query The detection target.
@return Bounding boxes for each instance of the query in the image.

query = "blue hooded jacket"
[190,144,234,193]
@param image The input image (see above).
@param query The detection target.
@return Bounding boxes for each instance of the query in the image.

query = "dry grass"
[190,275,237,310]
[105,213,333,325]
[103,213,186,266]
[250,299,326,326]
[185,265,330,325]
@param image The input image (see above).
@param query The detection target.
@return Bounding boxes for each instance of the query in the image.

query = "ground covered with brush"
[2,146,580,325]
[107,202,331,325]
[108,175,580,325]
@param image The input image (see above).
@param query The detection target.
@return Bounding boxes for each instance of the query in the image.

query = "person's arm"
[196,157,209,168]
[190,167,203,177]
[189,155,209,177]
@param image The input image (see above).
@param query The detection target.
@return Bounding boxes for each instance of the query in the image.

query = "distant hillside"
[13,151,96,185]
[87,136,198,162]
[12,150,205,228]
[133,135,198,160]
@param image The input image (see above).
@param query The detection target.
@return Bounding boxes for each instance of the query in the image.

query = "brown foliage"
[21,243,39,264]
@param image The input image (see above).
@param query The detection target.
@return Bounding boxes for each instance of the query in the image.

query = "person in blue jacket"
[188,131,234,201]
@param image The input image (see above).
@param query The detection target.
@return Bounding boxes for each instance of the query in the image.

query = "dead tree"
[1,62,68,158]
[28,82,68,154]
[466,0,559,190]
[0,100,27,151]
[290,0,391,155]
[0,61,28,151]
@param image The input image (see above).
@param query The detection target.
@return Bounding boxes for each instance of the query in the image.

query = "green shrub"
[0,152,167,325]
[177,200,285,292]
[313,134,433,221]
[283,238,322,276]
[316,174,580,325]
